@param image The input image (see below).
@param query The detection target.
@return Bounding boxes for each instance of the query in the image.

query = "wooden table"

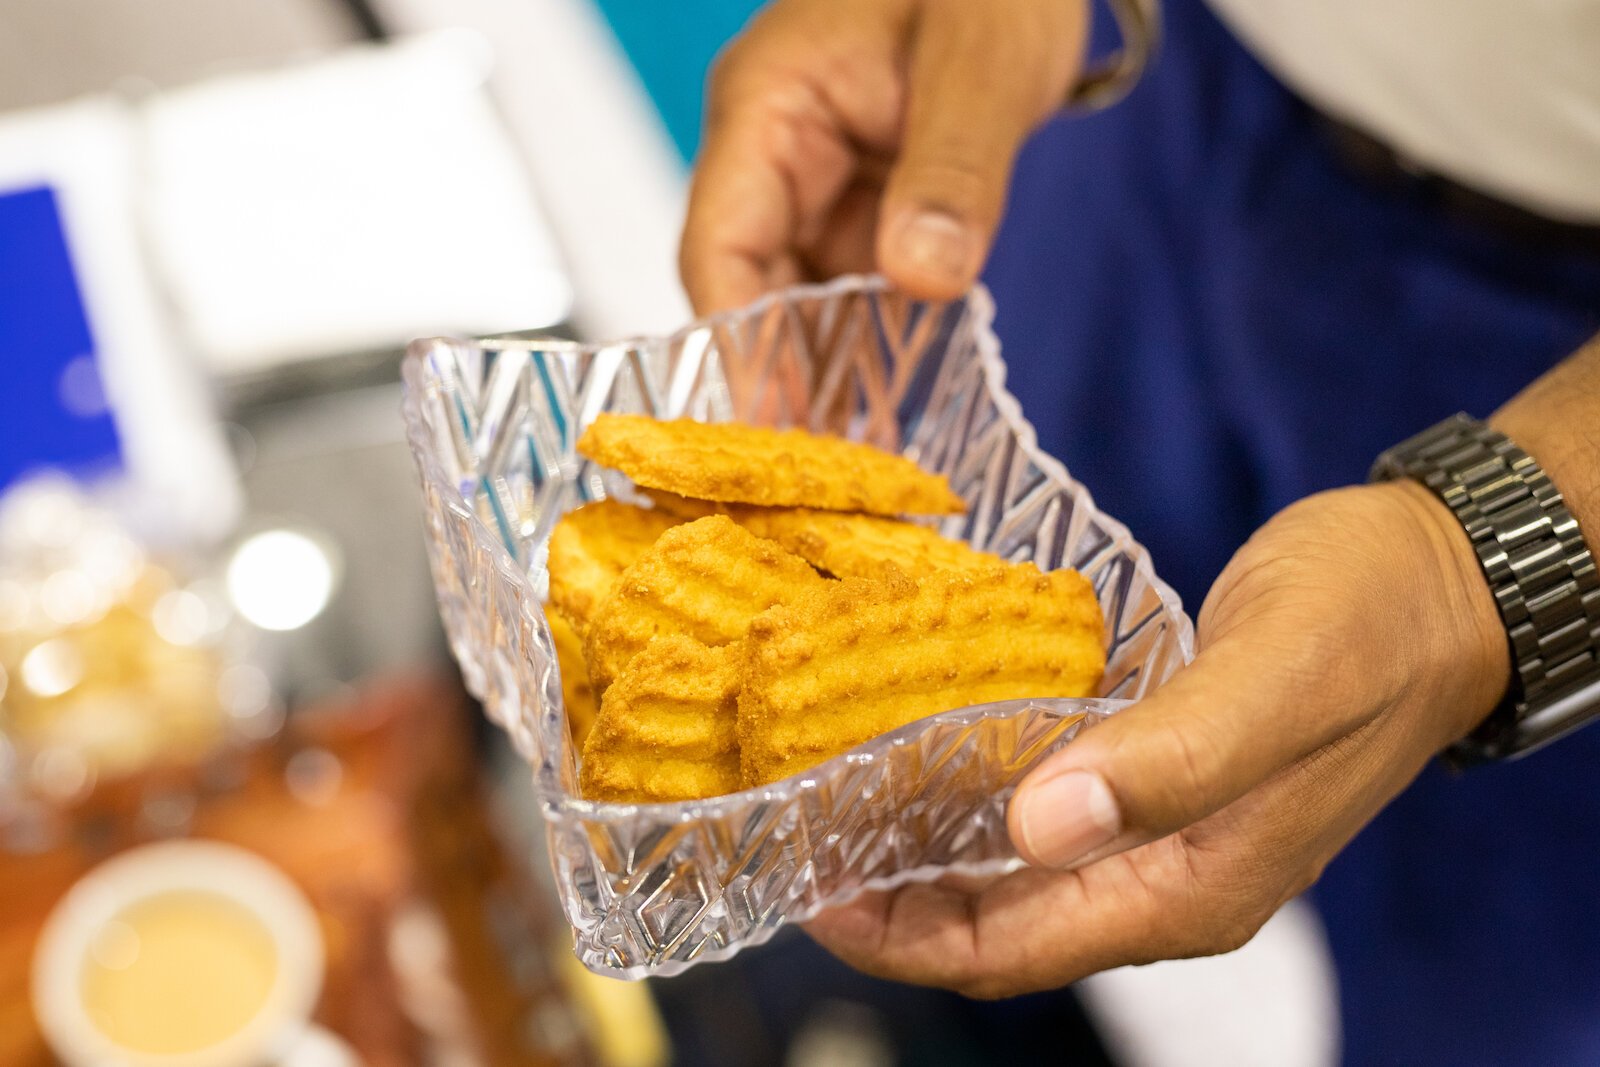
[0,671,592,1067]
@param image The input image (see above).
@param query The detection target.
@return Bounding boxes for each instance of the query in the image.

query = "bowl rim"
[400,273,1196,823]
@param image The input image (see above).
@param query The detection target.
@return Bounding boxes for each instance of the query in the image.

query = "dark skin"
[801,341,1600,998]
[679,0,1600,997]
[680,0,1088,311]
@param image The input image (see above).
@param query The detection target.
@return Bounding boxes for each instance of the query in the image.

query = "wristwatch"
[1371,413,1600,762]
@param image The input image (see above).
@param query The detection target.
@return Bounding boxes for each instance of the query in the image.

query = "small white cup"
[32,840,334,1067]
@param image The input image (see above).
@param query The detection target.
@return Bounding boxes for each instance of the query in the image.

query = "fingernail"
[1015,771,1121,869]
[894,210,975,283]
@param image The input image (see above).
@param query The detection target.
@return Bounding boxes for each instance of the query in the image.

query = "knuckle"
[1172,839,1279,958]
[951,957,1020,1001]
[1168,722,1223,801]
[707,38,740,80]
[1180,885,1272,958]
[703,4,799,114]
[1115,718,1230,832]
[705,40,755,111]
[1281,853,1332,901]
[1218,878,1283,952]
[895,158,1003,215]
[958,975,1013,1001]
[1205,908,1267,956]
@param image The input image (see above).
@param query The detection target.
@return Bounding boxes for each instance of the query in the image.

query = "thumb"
[878,1,1086,299]
[1007,623,1366,870]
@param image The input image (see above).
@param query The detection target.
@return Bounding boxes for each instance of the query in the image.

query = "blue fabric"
[983,1,1600,1063]
[588,0,1131,163]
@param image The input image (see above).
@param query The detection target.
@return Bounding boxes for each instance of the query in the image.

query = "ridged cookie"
[577,414,965,516]
[579,634,743,803]
[583,515,826,694]
[547,499,680,636]
[738,563,1105,786]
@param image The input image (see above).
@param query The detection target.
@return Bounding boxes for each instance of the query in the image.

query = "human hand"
[679,0,1089,313]
[806,481,1511,997]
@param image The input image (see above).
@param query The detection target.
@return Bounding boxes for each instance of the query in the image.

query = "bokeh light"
[225,530,336,632]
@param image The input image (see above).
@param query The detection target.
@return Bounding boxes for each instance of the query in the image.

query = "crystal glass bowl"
[401,275,1193,978]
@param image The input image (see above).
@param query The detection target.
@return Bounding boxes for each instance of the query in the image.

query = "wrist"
[1371,405,1600,760]
[1367,479,1511,747]
[1490,333,1600,540]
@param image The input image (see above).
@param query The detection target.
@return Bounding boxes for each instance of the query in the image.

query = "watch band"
[1371,413,1600,761]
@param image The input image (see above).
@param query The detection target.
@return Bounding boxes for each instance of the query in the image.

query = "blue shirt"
[983,2,1600,1063]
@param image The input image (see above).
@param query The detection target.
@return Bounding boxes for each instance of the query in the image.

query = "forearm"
[817,336,1600,998]
[1493,330,1600,538]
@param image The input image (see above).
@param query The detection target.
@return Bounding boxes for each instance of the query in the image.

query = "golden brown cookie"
[547,499,680,636]
[579,634,743,803]
[545,607,599,747]
[576,414,965,516]
[583,515,826,694]
[732,507,1001,579]
[738,563,1105,787]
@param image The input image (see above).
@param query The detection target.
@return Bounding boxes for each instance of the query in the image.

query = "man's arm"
[805,333,1600,997]
[1497,332,1600,535]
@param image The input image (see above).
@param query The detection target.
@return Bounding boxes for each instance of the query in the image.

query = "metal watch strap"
[1371,413,1600,761]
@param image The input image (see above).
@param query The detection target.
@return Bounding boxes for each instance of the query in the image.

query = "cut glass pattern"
[401,275,1194,978]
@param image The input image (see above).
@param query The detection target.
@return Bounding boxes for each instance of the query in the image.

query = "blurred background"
[0,2,1335,1065]
[0,2,735,1063]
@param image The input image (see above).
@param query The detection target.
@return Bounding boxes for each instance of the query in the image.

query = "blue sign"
[0,184,123,491]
